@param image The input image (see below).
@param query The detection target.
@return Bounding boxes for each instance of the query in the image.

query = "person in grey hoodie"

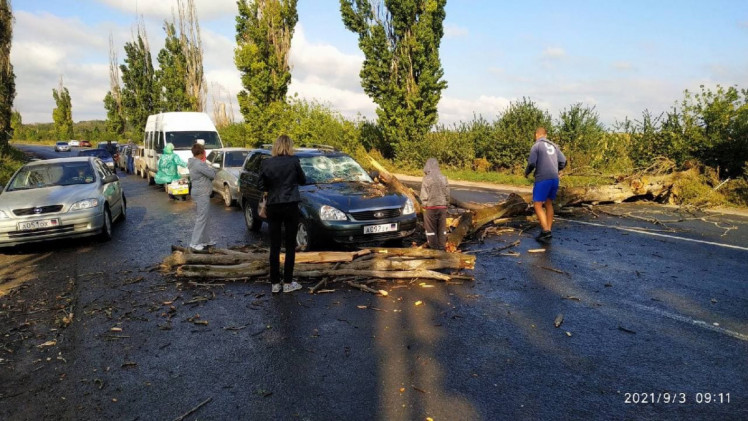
[420,158,450,250]
[188,142,216,251]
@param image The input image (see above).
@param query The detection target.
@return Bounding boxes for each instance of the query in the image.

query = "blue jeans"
[126,156,134,174]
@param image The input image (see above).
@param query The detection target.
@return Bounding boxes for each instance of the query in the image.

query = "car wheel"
[296,220,312,252]
[118,195,127,222]
[243,199,262,232]
[223,185,234,207]
[99,207,113,241]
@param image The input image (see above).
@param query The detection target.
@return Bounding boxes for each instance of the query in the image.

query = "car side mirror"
[212,163,220,169]
[103,174,119,184]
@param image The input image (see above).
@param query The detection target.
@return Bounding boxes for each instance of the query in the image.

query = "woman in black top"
[259,135,306,294]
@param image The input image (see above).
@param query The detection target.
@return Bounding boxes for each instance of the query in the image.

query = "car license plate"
[364,223,398,234]
[18,219,59,231]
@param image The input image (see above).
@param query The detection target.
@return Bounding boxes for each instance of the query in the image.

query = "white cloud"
[542,47,566,59]
[438,95,512,125]
[444,24,468,38]
[613,61,633,71]
[96,0,236,21]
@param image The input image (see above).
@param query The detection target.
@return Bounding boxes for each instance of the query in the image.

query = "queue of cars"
[1,112,418,251]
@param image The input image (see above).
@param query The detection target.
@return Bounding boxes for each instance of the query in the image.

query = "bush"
[0,147,27,185]
[473,158,490,172]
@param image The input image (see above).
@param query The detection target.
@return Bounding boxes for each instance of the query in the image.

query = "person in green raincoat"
[155,143,186,186]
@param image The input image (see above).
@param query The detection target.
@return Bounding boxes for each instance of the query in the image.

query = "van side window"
[156,132,164,153]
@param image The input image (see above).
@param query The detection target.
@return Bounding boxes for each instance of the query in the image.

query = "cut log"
[177,261,267,278]
[294,268,451,281]
[367,156,422,214]
[281,250,369,264]
[163,251,264,269]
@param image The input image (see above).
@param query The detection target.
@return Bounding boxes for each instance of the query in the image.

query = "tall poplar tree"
[155,0,206,112]
[0,0,15,149]
[155,21,191,111]
[234,0,298,143]
[120,21,156,135]
[52,77,74,140]
[104,33,126,137]
[340,0,448,161]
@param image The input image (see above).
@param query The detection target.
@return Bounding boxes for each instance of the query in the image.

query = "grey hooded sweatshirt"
[188,157,216,197]
[420,158,450,207]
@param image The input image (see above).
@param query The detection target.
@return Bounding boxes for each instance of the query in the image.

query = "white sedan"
[0,157,126,247]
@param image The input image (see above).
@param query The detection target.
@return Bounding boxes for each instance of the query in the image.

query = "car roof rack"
[311,144,337,151]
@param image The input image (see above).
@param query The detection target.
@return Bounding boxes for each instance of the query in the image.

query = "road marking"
[556,218,748,252]
[625,301,748,342]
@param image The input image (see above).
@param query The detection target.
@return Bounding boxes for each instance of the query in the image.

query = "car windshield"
[167,131,222,150]
[78,149,112,160]
[300,155,372,184]
[225,151,249,167]
[56,142,67,146]
[7,162,95,191]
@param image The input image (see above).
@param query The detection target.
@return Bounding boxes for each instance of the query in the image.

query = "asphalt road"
[1,145,746,420]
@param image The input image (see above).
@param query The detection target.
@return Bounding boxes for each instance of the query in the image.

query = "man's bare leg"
[533,201,549,231]
[545,199,554,231]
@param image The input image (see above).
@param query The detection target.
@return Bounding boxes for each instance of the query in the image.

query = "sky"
[9,0,748,128]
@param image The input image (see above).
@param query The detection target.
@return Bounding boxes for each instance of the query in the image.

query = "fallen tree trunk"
[556,173,677,207]
[367,156,422,215]
[447,193,529,250]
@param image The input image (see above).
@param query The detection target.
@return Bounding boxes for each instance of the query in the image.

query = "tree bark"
[367,156,422,214]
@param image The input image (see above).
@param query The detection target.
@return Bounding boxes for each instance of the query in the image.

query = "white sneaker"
[271,283,281,294]
[283,281,302,293]
[189,244,205,252]
[205,240,216,246]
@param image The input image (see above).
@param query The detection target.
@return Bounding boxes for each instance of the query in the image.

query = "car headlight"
[402,198,415,215]
[319,205,347,221]
[69,199,100,211]
[0,210,9,220]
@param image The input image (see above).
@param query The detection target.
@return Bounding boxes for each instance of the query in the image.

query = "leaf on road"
[379,290,389,296]
[528,249,546,253]
[618,326,636,334]
[565,331,572,337]
[110,327,122,332]
[37,340,57,348]
[554,314,564,328]
[415,301,423,306]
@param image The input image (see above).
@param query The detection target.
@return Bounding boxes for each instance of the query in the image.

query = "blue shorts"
[533,178,559,202]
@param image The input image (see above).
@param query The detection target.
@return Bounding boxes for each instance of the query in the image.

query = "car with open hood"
[0,157,126,247]
[207,147,251,207]
[238,146,417,251]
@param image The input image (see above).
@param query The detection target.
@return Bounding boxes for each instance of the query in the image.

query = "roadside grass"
[10,139,58,146]
[0,147,28,185]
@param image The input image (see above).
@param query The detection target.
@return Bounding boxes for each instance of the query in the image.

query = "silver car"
[54,141,70,152]
[207,148,251,207]
[0,157,126,247]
